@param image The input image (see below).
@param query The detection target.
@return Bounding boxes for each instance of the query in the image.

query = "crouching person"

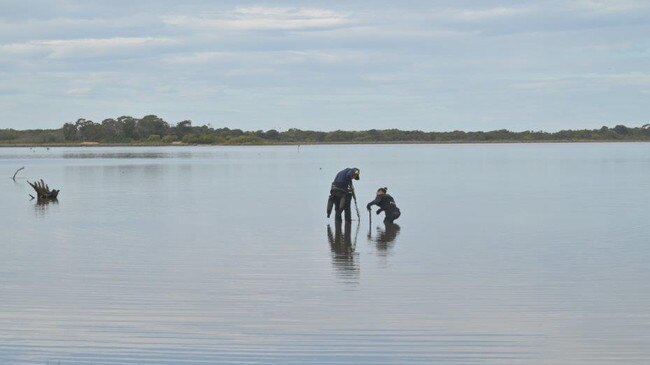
[367,187,401,224]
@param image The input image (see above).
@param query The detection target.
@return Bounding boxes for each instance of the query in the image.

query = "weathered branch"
[12,167,25,181]
[27,179,60,200]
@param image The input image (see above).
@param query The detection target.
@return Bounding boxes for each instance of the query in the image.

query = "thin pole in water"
[352,192,360,221]
[368,209,372,239]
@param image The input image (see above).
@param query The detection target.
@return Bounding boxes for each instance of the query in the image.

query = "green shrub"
[225,135,267,145]
[182,133,224,144]
[162,135,177,143]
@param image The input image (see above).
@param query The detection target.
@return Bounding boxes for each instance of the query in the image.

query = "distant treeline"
[1,115,650,145]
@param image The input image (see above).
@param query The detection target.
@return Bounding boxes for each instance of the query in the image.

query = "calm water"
[1,144,649,364]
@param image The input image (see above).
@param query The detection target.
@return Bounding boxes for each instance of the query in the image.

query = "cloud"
[164,51,233,65]
[164,6,350,31]
[439,5,537,22]
[0,37,175,59]
[65,87,93,97]
[511,73,650,92]
[596,73,650,86]
[164,50,368,66]
[0,1,649,131]
[510,78,579,91]
[422,2,650,36]
[570,0,649,15]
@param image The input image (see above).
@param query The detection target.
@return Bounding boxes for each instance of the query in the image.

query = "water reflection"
[62,152,171,159]
[327,221,359,279]
[2,145,650,364]
[369,223,401,254]
[4,151,197,160]
[33,197,58,216]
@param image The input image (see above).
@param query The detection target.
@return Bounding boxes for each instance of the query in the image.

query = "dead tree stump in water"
[28,179,60,200]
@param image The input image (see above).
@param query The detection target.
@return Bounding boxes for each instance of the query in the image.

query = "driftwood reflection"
[35,196,58,205]
[33,196,58,215]
[327,221,359,278]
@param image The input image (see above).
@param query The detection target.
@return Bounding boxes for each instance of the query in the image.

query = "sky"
[0,0,649,132]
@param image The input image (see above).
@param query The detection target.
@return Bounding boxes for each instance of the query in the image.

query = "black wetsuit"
[327,168,357,222]
[367,193,401,223]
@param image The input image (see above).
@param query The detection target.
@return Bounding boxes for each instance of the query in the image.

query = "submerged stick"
[12,167,24,181]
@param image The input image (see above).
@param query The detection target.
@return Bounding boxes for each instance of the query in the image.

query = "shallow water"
[1,144,649,364]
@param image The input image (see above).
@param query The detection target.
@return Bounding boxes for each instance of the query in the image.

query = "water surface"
[1,144,649,364]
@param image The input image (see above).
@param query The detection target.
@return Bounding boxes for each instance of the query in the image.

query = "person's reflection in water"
[327,221,359,280]
[369,222,401,255]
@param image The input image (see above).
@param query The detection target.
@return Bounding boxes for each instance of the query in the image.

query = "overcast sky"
[1,0,649,131]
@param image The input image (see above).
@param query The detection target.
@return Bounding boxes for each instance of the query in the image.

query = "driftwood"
[27,179,60,200]
[12,167,25,181]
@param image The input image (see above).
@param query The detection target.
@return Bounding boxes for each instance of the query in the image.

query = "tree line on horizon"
[1,115,649,145]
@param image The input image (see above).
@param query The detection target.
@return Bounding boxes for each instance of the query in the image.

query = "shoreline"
[1,140,650,148]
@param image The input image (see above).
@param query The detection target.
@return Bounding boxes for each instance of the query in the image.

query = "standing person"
[327,168,360,222]
[366,187,401,224]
